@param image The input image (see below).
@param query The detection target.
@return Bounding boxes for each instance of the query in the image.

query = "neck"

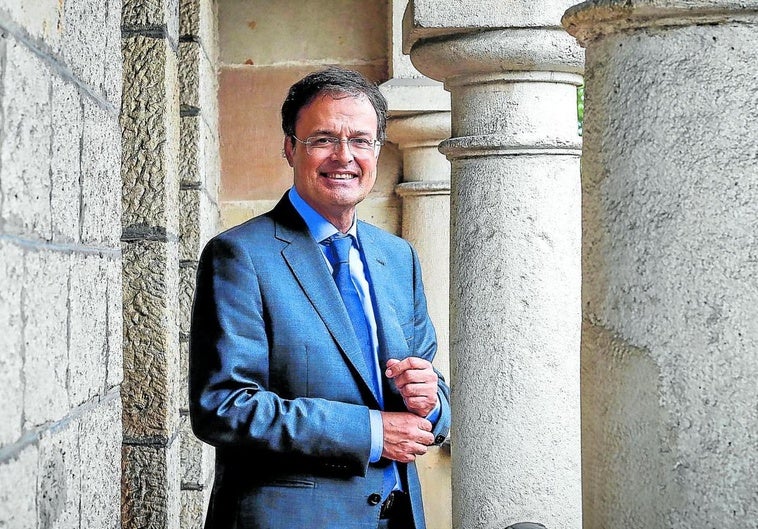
[325,210,355,234]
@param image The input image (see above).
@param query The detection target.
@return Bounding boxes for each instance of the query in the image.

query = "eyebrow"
[311,129,373,137]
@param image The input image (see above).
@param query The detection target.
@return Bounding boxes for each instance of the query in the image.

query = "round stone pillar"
[406,6,585,528]
[563,2,758,527]
[389,111,453,529]
[390,112,452,376]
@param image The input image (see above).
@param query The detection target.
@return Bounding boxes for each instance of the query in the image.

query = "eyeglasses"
[291,134,382,157]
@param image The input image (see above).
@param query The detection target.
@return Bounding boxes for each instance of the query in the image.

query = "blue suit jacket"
[189,195,451,529]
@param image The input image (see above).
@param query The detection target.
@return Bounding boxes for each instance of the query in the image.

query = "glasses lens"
[304,136,378,157]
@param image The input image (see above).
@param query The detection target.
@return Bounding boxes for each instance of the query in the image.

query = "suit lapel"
[271,197,380,406]
[358,225,407,372]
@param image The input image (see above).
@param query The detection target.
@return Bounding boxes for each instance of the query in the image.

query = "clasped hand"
[380,357,439,462]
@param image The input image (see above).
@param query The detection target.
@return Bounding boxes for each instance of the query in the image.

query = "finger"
[385,357,432,378]
[397,382,437,397]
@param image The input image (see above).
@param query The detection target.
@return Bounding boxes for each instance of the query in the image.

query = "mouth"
[321,172,358,180]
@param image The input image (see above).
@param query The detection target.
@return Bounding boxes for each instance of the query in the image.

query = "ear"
[283,136,295,167]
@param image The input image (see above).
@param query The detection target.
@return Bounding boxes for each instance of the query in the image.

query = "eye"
[349,138,373,148]
[308,136,338,146]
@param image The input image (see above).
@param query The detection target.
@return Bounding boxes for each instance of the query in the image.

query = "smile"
[322,172,358,180]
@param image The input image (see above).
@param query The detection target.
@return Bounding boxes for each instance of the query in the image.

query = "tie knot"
[330,234,353,265]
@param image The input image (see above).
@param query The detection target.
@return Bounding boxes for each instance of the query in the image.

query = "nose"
[331,139,354,162]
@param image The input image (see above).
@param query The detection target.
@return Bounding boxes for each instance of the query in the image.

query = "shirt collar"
[288,186,359,245]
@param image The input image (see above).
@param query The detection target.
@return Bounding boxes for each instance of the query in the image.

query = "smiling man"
[189,68,451,529]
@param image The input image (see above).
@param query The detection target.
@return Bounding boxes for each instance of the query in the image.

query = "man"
[189,67,450,529]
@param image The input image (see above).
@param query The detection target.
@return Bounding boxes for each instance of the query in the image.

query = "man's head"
[282,68,388,232]
[281,67,387,144]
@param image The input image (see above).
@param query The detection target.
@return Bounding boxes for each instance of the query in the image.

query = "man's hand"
[380,411,434,463]
[385,357,439,417]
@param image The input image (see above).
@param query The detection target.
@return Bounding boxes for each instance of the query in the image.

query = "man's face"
[284,93,379,229]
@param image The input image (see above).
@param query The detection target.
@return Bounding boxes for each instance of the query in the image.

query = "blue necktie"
[329,234,397,497]
[329,235,380,398]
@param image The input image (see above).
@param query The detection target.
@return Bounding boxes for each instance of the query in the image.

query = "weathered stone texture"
[179,40,217,113]
[179,415,213,486]
[80,396,122,529]
[61,0,107,98]
[179,263,195,335]
[122,441,181,529]
[122,239,180,439]
[180,0,218,57]
[82,96,123,246]
[23,250,70,427]
[69,253,109,406]
[121,34,180,234]
[0,241,24,446]
[180,115,201,185]
[180,488,207,529]
[0,445,38,527]
[180,188,218,261]
[38,416,82,529]
[106,256,125,390]
[1,40,53,240]
[123,0,180,45]
[51,77,83,244]
[565,10,758,526]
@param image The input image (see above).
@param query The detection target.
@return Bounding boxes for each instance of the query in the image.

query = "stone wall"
[0,0,123,527]
[178,0,220,526]
[121,0,220,527]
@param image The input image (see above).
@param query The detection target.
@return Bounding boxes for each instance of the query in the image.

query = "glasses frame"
[291,134,382,157]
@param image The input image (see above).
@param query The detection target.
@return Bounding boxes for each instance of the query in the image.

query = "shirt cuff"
[425,398,441,425]
[368,409,384,463]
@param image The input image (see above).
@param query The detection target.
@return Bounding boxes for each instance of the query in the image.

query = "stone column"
[178,0,221,526]
[562,2,758,527]
[391,112,453,529]
[405,2,584,528]
[121,2,182,527]
[390,113,452,378]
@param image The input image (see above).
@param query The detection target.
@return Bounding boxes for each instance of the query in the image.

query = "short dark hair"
[281,67,388,144]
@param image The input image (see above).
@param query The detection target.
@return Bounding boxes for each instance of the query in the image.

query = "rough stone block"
[104,0,123,106]
[179,414,214,486]
[180,187,219,261]
[180,0,218,63]
[80,395,122,529]
[0,445,38,527]
[0,241,24,446]
[179,340,190,411]
[121,34,180,234]
[81,97,122,246]
[122,439,181,529]
[179,187,198,260]
[1,40,52,240]
[122,239,180,439]
[61,0,107,97]
[69,253,109,406]
[38,416,82,529]
[201,114,221,197]
[180,115,201,185]
[178,263,195,335]
[179,41,217,112]
[181,488,208,529]
[23,250,70,427]
[123,0,180,46]
[50,77,83,243]
[106,255,125,389]
[0,0,62,49]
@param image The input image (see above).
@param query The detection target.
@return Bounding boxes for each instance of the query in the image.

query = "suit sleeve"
[408,243,452,445]
[188,234,373,474]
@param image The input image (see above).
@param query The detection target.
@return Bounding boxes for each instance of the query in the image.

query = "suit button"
[435,435,445,444]
[367,493,382,506]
